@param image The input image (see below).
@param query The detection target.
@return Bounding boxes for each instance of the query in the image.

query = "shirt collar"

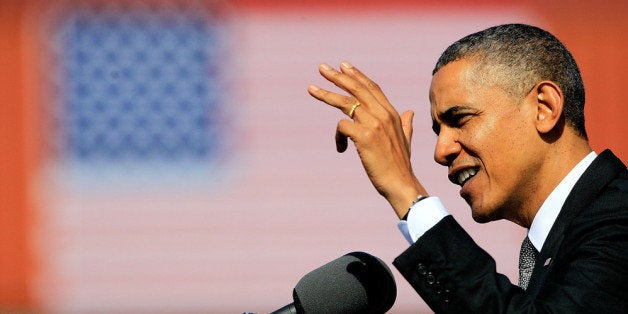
[527,151,597,251]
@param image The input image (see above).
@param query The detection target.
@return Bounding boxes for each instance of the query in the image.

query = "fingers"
[308,61,412,156]
[335,119,355,153]
[339,62,398,116]
[335,127,348,153]
[308,84,362,118]
[310,63,382,118]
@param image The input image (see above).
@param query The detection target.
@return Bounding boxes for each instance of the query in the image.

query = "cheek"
[464,118,522,184]
[479,114,525,155]
[481,118,536,189]
[460,118,500,156]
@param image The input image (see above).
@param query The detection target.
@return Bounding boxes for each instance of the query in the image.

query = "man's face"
[429,59,542,223]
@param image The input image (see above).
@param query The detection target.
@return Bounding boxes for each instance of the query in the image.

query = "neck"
[511,134,592,228]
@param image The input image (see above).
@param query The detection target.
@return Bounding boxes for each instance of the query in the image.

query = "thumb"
[400,110,414,154]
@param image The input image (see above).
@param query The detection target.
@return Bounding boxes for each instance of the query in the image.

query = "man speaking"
[308,24,627,312]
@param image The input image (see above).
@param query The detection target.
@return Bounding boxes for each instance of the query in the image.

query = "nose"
[434,128,461,166]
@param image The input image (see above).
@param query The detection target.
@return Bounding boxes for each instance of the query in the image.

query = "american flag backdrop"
[2,1,627,313]
[47,2,229,173]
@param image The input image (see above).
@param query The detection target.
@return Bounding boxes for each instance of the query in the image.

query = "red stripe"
[231,0,524,12]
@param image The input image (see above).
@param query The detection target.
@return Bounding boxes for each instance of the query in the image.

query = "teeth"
[457,168,477,185]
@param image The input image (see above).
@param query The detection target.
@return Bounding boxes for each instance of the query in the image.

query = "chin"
[470,204,502,224]
[471,212,496,224]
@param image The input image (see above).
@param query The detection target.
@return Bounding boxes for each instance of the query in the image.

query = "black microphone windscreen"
[293,251,396,314]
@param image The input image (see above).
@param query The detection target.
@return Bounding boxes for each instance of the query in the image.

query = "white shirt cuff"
[397,196,449,244]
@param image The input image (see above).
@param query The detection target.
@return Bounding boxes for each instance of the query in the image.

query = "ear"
[533,81,564,134]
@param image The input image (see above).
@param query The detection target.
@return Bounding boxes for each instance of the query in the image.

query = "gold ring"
[348,101,361,118]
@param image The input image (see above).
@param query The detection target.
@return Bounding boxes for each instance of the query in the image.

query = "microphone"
[271,251,397,314]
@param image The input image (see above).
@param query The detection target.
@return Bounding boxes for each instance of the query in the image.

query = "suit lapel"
[526,150,625,296]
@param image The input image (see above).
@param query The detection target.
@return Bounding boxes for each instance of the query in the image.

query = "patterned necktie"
[518,236,538,290]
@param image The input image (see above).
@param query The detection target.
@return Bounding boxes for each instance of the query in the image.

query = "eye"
[449,113,472,128]
[432,114,471,135]
[434,106,478,135]
[431,122,441,135]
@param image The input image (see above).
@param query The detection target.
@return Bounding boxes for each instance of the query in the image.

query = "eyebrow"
[431,105,475,134]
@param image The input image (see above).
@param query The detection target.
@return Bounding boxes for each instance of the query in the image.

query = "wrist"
[401,195,429,220]
[387,181,428,219]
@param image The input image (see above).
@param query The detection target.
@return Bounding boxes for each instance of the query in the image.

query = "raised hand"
[308,62,427,218]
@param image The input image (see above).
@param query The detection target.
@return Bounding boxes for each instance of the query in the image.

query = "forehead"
[429,60,479,114]
[429,59,511,117]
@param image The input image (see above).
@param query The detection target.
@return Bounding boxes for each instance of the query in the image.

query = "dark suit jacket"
[393,149,628,313]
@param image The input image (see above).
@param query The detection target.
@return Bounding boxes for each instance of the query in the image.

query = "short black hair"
[434,23,587,139]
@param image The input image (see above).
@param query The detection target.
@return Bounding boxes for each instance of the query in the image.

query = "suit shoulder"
[608,169,628,193]
[570,172,628,238]
[595,169,628,209]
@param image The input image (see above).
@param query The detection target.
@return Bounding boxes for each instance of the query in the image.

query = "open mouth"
[455,167,478,186]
